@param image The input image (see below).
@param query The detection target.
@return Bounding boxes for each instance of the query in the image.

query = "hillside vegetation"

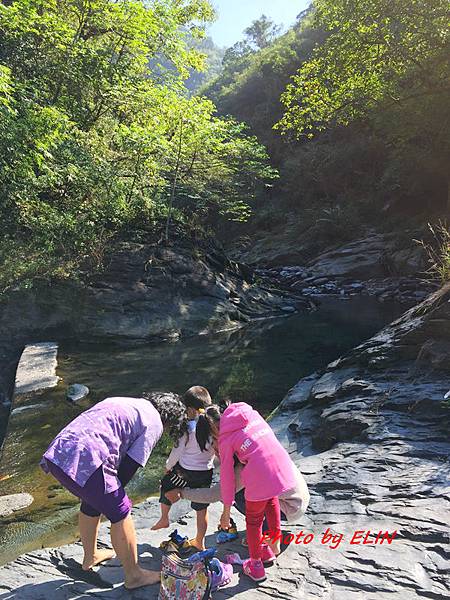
[0,0,275,293]
[203,1,450,256]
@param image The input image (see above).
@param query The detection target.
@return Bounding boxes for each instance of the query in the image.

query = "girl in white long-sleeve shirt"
[151,386,220,550]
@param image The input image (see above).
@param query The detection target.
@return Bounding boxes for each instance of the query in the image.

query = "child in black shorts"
[152,386,220,550]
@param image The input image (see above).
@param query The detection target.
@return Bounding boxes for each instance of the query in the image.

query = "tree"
[0,0,276,291]
[277,0,450,212]
[203,13,323,155]
[244,14,282,50]
[277,0,450,137]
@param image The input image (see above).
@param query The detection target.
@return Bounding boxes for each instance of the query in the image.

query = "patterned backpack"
[158,551,213,600]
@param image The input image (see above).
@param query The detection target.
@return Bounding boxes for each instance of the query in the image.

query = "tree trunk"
[165,118,184,243]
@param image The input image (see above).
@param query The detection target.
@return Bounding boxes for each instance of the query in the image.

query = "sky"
[208,0,311,48]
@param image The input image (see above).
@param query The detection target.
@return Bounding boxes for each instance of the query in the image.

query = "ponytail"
[195,414,211,452]
[193,405,222,451]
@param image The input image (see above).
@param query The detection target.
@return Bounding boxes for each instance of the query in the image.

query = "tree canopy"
[278,0,450,137]
[201,0,449,251]
[244,15,282,50]
[0,0,276,291]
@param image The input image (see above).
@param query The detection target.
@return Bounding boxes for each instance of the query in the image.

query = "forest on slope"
[0,0,449,293]
[0,0,275,293]
[203,1,450,264]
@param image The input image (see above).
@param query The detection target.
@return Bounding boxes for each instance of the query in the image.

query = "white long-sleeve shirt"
[166,421,215,471]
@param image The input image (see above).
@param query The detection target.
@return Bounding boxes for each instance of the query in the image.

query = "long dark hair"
[185,393,230,452]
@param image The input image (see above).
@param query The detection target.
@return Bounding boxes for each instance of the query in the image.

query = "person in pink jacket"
[218,402,297,582]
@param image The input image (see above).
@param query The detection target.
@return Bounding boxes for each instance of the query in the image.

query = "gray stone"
[14,343,59,398]
[10,403,46,416]
[307,232,426,282]
[0,244,312,346]
[0,493,34,517]
[281,305,296,313]
[6,343,59,421]
[310,369,358,402]
[66,384,90,403]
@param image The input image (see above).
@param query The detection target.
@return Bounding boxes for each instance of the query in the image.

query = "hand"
[220,512,231,531]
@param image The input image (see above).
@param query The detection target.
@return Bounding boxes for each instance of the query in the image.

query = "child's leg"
[183,467,213,549]
[263,497,281,555]
[151,502,171,530]
[245,499,268,561]
[191,507,208,550]
[151,472,175,530]
[45,461,115,569]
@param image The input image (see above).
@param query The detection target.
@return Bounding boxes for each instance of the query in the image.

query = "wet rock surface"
[258,267,437,306]
[0,494,34,518]
[13,343,59,398]
[66,384,90,403]
[255,231,436,305]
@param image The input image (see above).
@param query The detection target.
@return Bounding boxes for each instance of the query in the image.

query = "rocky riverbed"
[0,235,312,449]
[0,283,448,597]
[255,232,438,305]
[257,267,436,305]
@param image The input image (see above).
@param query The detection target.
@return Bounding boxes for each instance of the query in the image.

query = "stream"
[0,297,406,566]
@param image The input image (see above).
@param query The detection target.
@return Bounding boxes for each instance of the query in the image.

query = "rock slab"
[1,287,449,598]
[0,493,34,518]
[14,343,59,398]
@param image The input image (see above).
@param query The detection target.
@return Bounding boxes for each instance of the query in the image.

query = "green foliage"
[278,0,450,137]
[207,0,449,251]
[417,222,450,284]
[244,15,282,50]
[0,0,276,292]
[273,0,450,227]
[204,12,323,151]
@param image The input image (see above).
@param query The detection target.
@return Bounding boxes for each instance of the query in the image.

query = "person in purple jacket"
[40,392,186,590]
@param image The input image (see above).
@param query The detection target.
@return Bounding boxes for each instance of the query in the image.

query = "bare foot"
[151,517,170,530]
[82,548,116,571]
[125,568,160,590]
[188,538,205,550]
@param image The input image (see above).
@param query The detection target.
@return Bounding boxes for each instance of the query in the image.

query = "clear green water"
[0,297,405,565]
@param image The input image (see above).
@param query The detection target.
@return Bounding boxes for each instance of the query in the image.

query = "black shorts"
[160,463,213,511]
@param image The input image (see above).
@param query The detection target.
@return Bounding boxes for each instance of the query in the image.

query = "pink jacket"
[219,402,297,505]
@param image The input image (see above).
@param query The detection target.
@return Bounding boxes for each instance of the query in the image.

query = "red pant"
[245,496,281,560]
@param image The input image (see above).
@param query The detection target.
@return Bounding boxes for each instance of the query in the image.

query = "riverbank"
[0,296,403,566]
[0,285,448,598]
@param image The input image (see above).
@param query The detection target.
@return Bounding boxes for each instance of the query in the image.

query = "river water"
[0,297,406,565]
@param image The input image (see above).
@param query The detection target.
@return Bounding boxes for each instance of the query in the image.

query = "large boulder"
[338,282,450,368]
[306,232,426,281]
[307,233,388,279]
[269,282,450,599]
[0,241,310,345]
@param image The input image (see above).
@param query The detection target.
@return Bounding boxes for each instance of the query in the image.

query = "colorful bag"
[158,552,212,600]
